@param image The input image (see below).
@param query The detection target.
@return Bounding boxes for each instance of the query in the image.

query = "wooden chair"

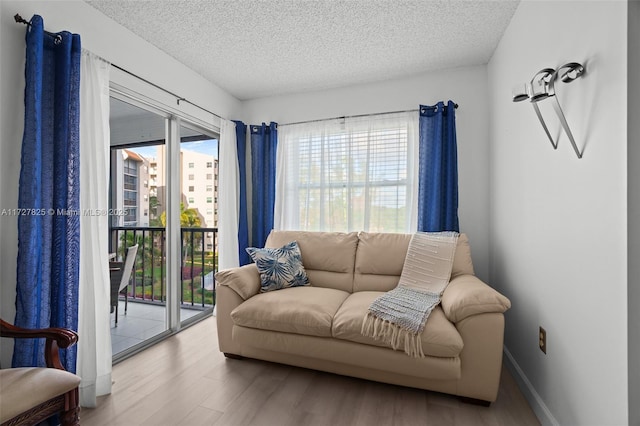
[0,319,80,426]
[110,244,138,326]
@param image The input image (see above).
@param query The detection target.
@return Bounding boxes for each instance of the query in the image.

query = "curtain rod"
[279,103,458,127]
[14,13,62,44]
[14,13,223,122]
[110,63,223,121]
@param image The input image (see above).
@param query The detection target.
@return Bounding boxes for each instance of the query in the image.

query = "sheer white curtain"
[77,50,112,407]
[218,119,240,270]
[276,112,418,233]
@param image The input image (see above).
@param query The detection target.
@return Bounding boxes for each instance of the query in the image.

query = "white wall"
[628,1,640,425]
[0,0,241,366]
[243,65,492,281]
[488,1,628,425]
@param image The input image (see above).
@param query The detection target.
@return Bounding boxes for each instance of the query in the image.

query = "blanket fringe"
[361,312,425,358]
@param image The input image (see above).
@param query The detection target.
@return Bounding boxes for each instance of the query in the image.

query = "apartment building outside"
[112,144,218,250]
[112,149,150,227]
[180,149,218,251]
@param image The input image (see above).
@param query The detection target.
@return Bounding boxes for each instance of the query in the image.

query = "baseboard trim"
[503,347,559,426]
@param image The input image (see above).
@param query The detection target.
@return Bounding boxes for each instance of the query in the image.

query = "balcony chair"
[0,318,80,426]
[110,244,138,327]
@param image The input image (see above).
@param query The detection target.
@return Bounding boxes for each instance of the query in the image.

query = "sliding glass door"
[109,96,169,358]
[178,124,219,327]
[108,95,219,359]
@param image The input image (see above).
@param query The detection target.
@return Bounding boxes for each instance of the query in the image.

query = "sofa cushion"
[332,291,463,357]
[353,232,407,292]
[246,241,310,293]
[451,233,475,278]
[266,230,358,292]
[353,232,475,292]
[230,286,350,337]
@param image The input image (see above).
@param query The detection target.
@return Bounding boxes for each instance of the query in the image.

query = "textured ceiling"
[85,0,519,101]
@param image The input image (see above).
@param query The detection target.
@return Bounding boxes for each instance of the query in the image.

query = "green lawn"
[128,254,217,306]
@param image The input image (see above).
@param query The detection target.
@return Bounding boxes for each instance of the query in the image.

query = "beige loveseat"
[215,231,511,404]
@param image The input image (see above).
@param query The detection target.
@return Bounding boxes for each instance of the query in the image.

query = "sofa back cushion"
[353,232,475,292]
[264,230,474,293]
[352,232,409,292]
[452,233,475,277]
[265,230,359,292]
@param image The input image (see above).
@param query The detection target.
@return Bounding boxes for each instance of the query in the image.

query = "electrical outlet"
[539,326,547,354]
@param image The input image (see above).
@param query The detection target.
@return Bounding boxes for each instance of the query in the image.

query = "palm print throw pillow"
[246,241,310,292]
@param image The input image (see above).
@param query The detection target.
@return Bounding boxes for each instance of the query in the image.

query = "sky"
[131,138,218,160]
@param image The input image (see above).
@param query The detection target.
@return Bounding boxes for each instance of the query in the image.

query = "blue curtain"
[233,121,250,265]
[13,15,81,373]
[418,101,459,232]
[250,122,278,248]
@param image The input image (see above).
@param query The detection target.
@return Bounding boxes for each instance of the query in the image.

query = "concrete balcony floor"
[110,300,207,355]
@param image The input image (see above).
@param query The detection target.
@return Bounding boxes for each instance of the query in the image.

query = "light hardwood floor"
[82,316,540,426]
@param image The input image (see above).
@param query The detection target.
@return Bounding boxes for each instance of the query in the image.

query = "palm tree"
[160,203,202,262]
[159,203,201,228]
[149,195,162,227]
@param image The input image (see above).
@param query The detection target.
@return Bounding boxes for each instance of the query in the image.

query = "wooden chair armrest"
[0,318,78,370]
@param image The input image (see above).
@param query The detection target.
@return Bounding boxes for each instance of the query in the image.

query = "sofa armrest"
[215,264,261,300]
[441,275,511,323]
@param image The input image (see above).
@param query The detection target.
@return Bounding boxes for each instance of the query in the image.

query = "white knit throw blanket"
[361,231,459,357]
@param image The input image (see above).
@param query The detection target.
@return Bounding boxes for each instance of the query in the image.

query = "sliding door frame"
[109,80,220,351]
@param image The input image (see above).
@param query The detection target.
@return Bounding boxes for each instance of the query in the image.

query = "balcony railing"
[109,226,218,309]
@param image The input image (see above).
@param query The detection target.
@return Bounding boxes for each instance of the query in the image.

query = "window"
[206,162,212,168]
[277,112,417,233]
[206,174,212,180]
[188,186,194,192]
[188,197,194,203]
[188,162,194,168]
[188,174,194,180]
[206,197,212,203]
[124,159,138,176]
[123,174,137,191]
[123,190,137,206]
[124,208,137,223]
[206,185,213,192]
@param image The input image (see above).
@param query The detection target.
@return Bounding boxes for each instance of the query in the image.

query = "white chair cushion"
[0,367,80,423]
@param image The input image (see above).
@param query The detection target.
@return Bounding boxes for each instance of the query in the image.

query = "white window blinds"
[276,111,418,233]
